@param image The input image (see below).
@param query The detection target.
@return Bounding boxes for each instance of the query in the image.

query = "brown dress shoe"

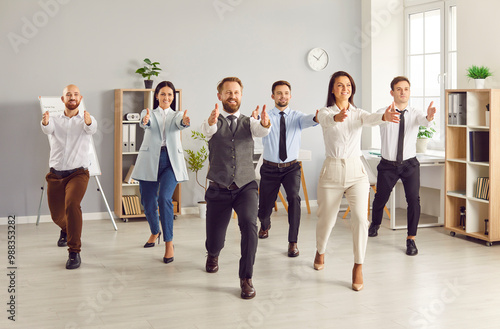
[206,255,219,273]
[240,278,256,299]
[288,242,299,257]
[258,225,270,239]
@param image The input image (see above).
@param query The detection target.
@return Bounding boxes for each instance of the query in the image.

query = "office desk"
[362,150,445,230]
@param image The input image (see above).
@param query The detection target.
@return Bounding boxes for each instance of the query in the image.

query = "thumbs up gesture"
[382,102,400,123]
[42,111,49,126]
[84,110,92,125]
[143,108,150,125]
[182,110,190,126]
[334,107,349,122]
[208,103,220,126]
[427,101,436,121]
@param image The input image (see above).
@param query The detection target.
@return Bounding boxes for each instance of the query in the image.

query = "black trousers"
[205,180,258,279]
[258,162,302,243]
[371,157,421,236]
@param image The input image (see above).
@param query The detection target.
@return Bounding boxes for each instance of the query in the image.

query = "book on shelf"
[474,177,490,200]
[469,131,489,162]
[122,195,142,215]
[124,165,138,184]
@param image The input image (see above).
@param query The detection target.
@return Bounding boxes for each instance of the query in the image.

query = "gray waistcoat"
[207,115,255,187]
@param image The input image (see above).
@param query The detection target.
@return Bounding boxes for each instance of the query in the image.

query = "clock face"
[307,48,329,71]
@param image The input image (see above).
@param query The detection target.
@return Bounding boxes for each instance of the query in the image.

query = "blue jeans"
[139,149,178,242]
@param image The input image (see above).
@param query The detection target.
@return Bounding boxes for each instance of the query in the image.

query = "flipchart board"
[38,96,101,176]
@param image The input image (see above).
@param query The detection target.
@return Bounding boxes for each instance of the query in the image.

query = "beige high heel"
[352,263,363,291]
[314,251,324,270]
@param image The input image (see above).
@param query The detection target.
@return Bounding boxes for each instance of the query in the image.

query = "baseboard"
[0,212,115,226]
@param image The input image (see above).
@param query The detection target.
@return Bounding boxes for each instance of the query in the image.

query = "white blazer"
[131,107,189,182]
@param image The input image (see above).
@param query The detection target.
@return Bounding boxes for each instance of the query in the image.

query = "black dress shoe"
[287,242,299,257]
[66,252,81,269]
[144,232,161,248]
[368,223,380,237]
[406,239,418,256]
[57,230,67,247]
[206,255,219,273]
[240,278,256,299]
[163,257,174,264]
[258,225,270,239]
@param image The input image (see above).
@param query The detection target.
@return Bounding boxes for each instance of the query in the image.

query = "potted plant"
[135,58,162,89]
[466,65,493,89]
[184,130,209,218]
[416,123,436,153]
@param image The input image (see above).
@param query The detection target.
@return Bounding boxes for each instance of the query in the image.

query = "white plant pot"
[198,201,207,219]
[416,138,429,153]
[474,79,485,89]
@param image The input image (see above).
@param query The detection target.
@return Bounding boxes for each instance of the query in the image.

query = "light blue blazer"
[131,107,189,182]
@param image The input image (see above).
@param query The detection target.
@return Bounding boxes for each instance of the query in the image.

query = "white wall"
[455,0,500,89]
[0,0,362,217]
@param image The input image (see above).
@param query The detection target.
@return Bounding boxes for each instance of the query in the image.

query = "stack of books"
[474,177,490,200]
[122,195,142,215]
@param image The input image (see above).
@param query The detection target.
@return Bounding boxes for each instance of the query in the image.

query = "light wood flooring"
[1,208,500,329]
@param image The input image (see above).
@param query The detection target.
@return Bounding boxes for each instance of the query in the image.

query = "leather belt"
[381,157,416,166]
[209,181,239,190]
[263,159,297,168]
[50,167,85,178]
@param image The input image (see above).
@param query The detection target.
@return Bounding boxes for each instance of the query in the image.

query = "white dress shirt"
[201,110,271,140]
[317,104,384,159]
[376,105,431,161]
[41,110,97,170]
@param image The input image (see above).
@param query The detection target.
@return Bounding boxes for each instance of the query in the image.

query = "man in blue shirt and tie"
[257,80,318,257]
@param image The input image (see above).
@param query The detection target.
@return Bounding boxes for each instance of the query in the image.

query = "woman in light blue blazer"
[132,81,190,263]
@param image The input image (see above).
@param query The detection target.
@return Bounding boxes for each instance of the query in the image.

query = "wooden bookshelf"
[445,89,500,245]
[114,89,182,222]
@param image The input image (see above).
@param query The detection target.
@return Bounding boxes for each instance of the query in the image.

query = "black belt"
[381,157,416,166]
[50,167,85,178]
[209,181,239,190]
[263,159,297,168]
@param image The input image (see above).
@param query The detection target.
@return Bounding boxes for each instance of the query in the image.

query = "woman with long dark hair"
[314,71,399,290]
[132,81,190,263]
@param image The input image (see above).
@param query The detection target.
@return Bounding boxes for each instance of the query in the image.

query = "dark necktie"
[396,110,406,163]
[279,111,287,162]
[228,115,236,134]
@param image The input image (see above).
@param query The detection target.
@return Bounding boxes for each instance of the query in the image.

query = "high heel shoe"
[163,243,174,264]
[352,263,364,291]
[143,231,161,248]
[313,251,324,271]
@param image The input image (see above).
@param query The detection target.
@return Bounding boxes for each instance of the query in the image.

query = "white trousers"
[316,157,370,264]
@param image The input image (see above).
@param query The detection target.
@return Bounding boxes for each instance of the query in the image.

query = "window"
[405,1,457,150]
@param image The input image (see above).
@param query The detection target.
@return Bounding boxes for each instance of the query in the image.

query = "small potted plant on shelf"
[466,65,493,89]
[135,58,162,89]
[416,123,436,153]
[184,130,209,218]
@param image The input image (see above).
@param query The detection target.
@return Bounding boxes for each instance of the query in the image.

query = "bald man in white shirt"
[369,76,436,256]
[41,84,97,269]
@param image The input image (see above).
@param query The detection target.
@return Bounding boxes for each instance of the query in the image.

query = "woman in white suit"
[132,81,190,263]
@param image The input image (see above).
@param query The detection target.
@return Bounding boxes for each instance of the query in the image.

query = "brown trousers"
[46,169,89,253]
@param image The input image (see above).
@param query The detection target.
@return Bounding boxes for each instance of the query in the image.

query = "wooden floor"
[2,208,500,329]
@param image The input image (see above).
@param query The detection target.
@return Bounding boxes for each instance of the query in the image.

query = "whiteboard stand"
[37,96,117,230]
[36,177,117,230]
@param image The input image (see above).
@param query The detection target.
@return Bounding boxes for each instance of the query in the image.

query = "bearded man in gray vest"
[201,77,271,299]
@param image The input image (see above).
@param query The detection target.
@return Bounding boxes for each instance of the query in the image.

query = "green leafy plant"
[135,58,162,80]
[417,123,436,139]
[466,65,493,79]
[185,131,209,192]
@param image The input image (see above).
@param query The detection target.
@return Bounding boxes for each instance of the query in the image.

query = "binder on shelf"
[122,125,129,151]
[456,93,467,125]
[469,131,489,162]
[448,93,455,125]
[129,124,136,152]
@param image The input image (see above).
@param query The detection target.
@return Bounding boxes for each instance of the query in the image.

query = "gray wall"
[0,0,362,218]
